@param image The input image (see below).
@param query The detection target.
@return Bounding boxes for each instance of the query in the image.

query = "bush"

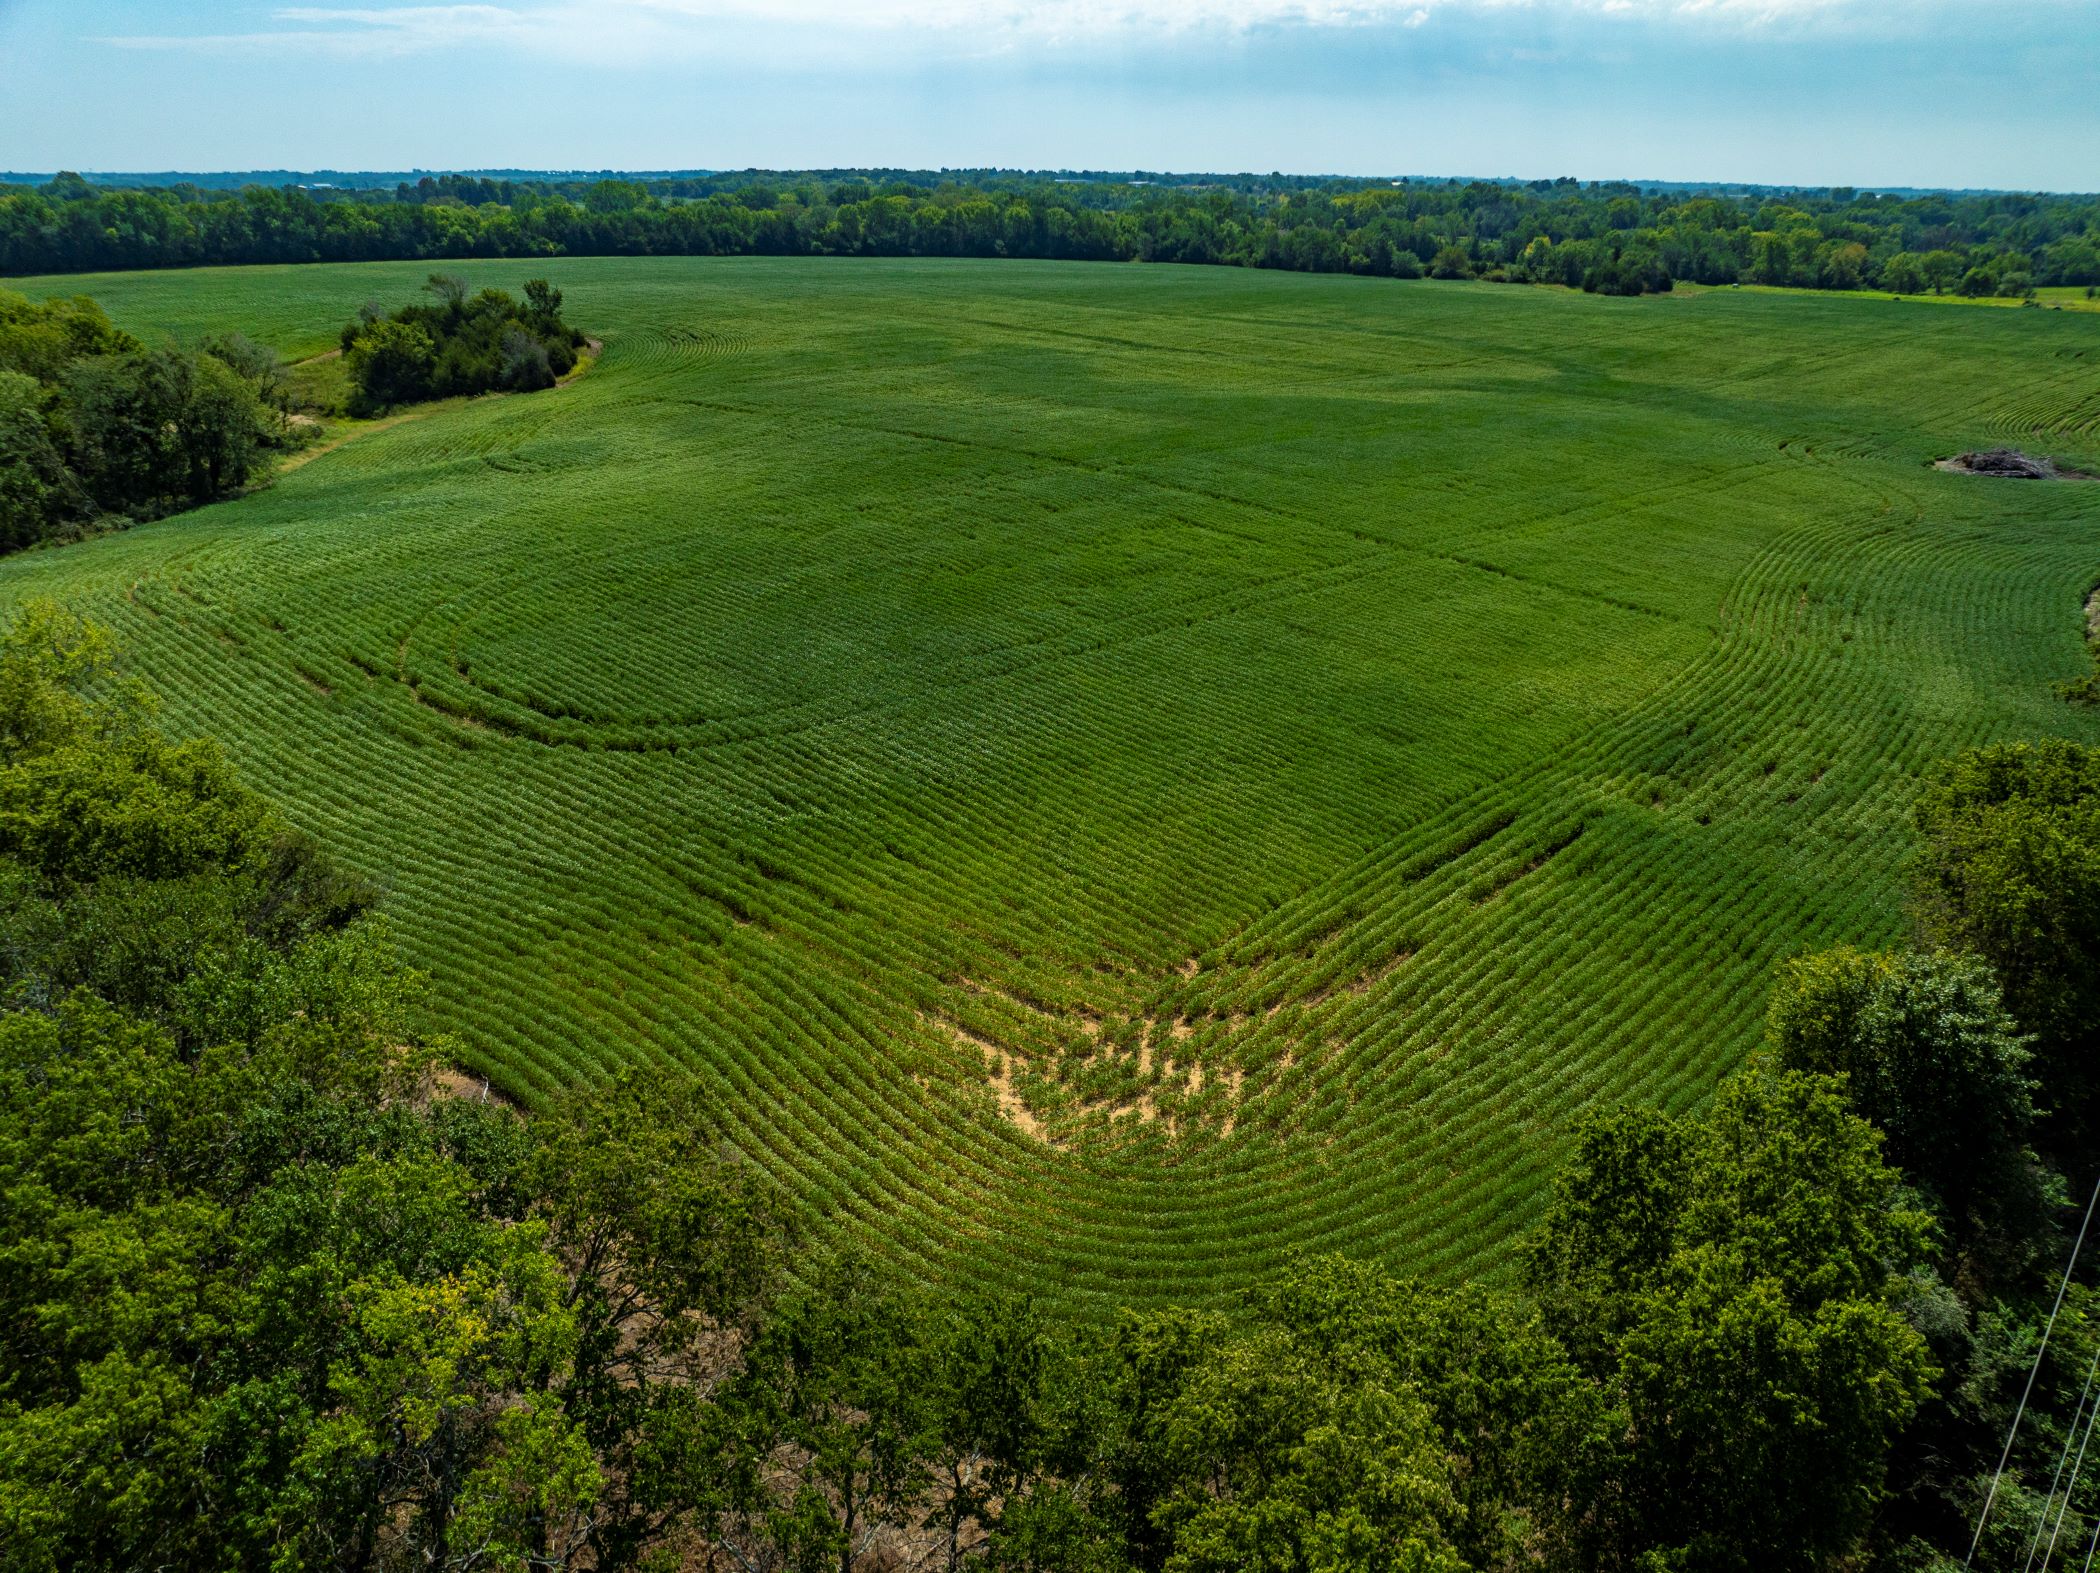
[344,318,437,410]
[1429,244,1473,280]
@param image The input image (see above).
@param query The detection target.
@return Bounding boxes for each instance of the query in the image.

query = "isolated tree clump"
[341,272,584,413]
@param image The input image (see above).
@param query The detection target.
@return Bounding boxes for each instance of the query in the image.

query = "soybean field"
[5,256,2099,1308]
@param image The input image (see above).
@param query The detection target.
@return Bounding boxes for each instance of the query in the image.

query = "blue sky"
[1,1,2095,189]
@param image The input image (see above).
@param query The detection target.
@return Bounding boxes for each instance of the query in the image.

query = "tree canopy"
[1914,740,2100,1143]
[7,170,2097,300]
[1768,946,2043,1258]
[340,275,583,413]
[0,290,286,551]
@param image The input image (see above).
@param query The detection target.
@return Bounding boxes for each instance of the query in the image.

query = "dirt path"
[272,340,602,478]
[274,402,450,474]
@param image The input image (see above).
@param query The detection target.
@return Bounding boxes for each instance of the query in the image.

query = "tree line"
[5,599,2100,1571]
[0,290,298,552]
[6,170,2099,299]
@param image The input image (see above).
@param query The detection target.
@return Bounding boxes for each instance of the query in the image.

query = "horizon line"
[8,166,2096,199]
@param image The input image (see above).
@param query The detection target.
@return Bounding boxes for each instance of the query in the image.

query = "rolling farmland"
[4,256,2098,1309]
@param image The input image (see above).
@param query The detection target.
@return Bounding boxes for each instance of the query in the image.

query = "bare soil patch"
[929,1014,1058,1145]
[1937,447,2093,480]
[432,1064,519,1110]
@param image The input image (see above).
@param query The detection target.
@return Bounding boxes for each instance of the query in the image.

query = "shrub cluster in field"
[8,169,2100,299]
[0,291,294,550]
[339,273,583,413]
[7,601,2100,1572]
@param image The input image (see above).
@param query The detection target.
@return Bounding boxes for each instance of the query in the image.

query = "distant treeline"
[7,168,2099,298]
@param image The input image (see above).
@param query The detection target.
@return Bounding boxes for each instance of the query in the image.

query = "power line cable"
[1972,1171,2100,1566]
[2028,1342,2100,1573]
[2043,1364,2100,1573]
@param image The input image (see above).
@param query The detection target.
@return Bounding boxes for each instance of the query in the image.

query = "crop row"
[4,258,2095,1308]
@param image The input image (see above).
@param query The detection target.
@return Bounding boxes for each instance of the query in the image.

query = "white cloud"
[101,5,536,56]
[630,0,1881,17]
[89,0,1986,61]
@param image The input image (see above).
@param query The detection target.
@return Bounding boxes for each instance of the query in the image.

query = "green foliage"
[196,330,290,409]
[1516,1104,1693,1374]
[9,172,2100,303]
[1429,244,1473,280]
[732,1254,936,1573]
[1085,1300,1473,1573]
[1881,252,1927,295]
[0,289,133,380]
[343,317,436,407]
[1914,740,2100,1141]
[922,1291,1056,1570]
[524,1067,782,1569]
[695,1249,1620,1573]
[585,179,653,215]
[1526,1068,1938,1571]
[0,599,137,756]
[1143,1324,1466,1573]
[0,372,77,550]
[264,1206,597,1571]
[0,289,278,549]
[340,274,580,413]
[1768,946,2043,1258]
[1241,1256,1607,1571]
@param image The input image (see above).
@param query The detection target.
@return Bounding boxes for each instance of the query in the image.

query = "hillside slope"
[4,256,2096,1307]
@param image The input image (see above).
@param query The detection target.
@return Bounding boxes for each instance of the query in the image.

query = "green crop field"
[5,256,2099,1309]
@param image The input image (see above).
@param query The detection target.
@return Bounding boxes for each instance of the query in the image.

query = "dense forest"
[0,290,293,551]
[5,595,2100,1571]
[6,169,2099,299]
